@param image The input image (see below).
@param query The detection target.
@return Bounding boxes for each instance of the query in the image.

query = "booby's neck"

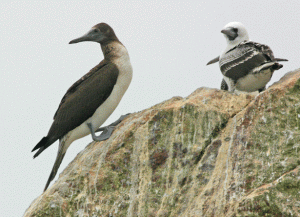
[101,40,128,61]
[222,33,250,55]
[101,40,133,90]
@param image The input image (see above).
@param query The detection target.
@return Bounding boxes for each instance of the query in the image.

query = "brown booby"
[32,23,133,191]
[207,22,287,92]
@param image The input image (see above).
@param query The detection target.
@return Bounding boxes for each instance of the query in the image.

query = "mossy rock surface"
[25,69,300,217]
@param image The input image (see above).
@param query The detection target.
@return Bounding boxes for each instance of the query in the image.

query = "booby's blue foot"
[87,113,131,141]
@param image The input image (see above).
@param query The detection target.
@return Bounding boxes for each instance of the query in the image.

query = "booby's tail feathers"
[44,139,67,191]
[32,137,54,158]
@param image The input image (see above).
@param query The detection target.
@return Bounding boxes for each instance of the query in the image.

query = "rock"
[24,69,300,217]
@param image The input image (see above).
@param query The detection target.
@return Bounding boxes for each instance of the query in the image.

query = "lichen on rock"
[24,69,300,217]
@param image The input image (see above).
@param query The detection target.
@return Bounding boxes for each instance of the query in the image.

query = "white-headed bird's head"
[221,22,249,47]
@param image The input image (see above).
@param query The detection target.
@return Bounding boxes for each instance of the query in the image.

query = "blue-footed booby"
[207,22,288,92]
[32,23,133,191]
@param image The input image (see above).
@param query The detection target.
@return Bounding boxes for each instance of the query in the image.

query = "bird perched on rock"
[32,23,133,191]
[207,22,287,92]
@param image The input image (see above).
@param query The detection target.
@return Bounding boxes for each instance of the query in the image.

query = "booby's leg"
[229,85,240,95]
[228,83,237,94]
[87,122,114,141]
[44,139,66,192]
[87,113,131,141]
[96,113,131,133]
[223,77,237,93]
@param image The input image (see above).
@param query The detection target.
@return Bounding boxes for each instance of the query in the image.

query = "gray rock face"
[25,69,300,217]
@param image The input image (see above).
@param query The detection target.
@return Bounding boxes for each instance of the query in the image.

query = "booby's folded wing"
[244,41,275,60]
[50,61,119,139]
[220,41,274,81]
[53,60,107,119]
[238,41,288,62]
[32,61,119,156]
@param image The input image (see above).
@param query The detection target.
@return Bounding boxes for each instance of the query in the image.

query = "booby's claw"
[88,113,131,141]
[99,113,131,133]
[95,126,115,141]
[44,143,66,192]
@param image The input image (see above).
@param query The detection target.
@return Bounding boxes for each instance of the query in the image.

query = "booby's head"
[221,22,249,46]
[69,23,119,45]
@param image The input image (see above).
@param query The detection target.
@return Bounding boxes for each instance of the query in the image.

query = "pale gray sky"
[1,1,299,216]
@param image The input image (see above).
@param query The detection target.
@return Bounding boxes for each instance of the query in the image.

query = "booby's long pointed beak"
[69,33,91,44]
[69,28,104,44]
[221,28,237,38]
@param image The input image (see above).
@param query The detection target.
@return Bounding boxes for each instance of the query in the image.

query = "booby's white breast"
[235,69,272,92]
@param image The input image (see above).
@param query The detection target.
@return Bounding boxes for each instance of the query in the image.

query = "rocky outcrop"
[25,69,300,217]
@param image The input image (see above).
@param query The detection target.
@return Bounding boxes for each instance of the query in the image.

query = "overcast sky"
[1,1,299,216]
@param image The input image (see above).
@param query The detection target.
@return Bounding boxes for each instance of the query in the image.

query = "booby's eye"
[93,29,99,33]
[233,28,238,33]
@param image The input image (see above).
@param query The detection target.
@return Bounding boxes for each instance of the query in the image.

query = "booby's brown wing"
[32,60,119,156]
[48,60,119,141]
